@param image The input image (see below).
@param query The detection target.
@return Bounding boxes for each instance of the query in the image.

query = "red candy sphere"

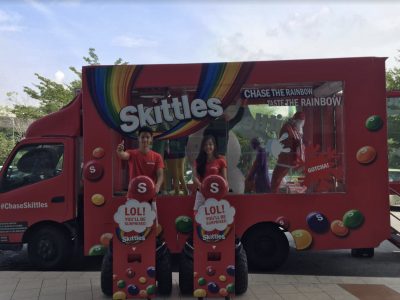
[83,160,104,181]
[201,175,228,200]
[127,175,156,201]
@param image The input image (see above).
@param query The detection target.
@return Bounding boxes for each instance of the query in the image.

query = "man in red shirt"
[116,126,164,194]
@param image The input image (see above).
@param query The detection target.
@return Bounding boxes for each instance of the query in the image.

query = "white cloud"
[112,35,157,48]
[190,3,400,68]
[0,25,22,32]
[25,0,53,17]
[54,70,65,84]
[0,9,23,32]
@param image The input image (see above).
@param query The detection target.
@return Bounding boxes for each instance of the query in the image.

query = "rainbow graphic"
[85,62,253,139]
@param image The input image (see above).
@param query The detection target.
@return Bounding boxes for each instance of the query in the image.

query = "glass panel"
[388,96,400,183]
[113,82,345,195]
[1,144,64,192]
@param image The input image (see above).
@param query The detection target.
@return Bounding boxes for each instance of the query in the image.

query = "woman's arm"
[221,166,229,191]
[192,166,202,189]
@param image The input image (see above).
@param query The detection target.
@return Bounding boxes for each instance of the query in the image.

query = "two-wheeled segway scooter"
[179,175,248,299]
[101,175,172,300]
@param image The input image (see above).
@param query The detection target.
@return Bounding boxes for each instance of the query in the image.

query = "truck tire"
[178,249,194,295]
[100,242,113,296]
[351,248,374,258]
[235,243,248,295]
[27,226,72,269]
[156,247,172,295]
[242,223,289,271]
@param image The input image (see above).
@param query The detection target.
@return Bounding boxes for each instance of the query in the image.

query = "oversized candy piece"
[92,147,105,159]
[306,212,329,234]
[330,220,349,237]
[201,175,228,200]
[127,175,155,201]
[343,209,364,229]
[365,115,383,131]
[291,229,313,250]
[356,146,376,164]
[83,160,104,181]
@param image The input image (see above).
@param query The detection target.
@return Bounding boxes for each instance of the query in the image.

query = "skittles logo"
[196,224,233,243]
[115,226,152,245]
[195,198,236,243]
[114,199,156,245]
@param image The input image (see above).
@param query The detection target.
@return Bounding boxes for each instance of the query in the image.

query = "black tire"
[156,247,172,295]
[351,248,374,258]
[235,243,248,295]
[27,226,72,269]
[242,223,289,271]
[100,244,113,296]
[178,249,194,295]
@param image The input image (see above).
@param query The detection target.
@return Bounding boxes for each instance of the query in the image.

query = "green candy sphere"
[175,215,193,233]
[343,209,364,229]
[365,115,383,131]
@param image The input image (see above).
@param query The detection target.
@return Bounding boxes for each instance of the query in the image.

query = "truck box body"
[0,57,391,269]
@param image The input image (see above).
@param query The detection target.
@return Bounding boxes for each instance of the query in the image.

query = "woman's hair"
[196,135,219,178]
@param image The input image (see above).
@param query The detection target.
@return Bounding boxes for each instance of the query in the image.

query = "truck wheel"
[27,226,71,269]
[178,250,194,295]
[100,242,113,296]
[242,223,289,270]
[351,248,374,258]
[235,244,248,295]
[156,247,172,295]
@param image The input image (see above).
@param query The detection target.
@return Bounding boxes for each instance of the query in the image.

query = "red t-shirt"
[195,157,227,182]
[127,149,165,183]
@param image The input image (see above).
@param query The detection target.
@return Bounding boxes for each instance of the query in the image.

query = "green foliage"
[23,73,75,115]
[12,105,42,120]
[387,67,400,91]
[0,129,17,165]
[1,48,129,165]
[387,50,400,91]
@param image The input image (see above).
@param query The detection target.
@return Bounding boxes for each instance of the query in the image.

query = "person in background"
[192,135,228,213]
[165,136,189,195]
[245,137,271,193]
[270,111,305,193]
[116,126,164,195]
[203,98,247,156]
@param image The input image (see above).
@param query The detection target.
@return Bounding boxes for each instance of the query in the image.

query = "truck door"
[0,137,76,245]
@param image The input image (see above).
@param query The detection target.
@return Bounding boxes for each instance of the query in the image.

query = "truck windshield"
[1,144,64,192]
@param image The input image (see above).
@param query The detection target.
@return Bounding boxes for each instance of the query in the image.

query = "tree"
[387,50,400,91]
[1,48,127,163]
[11,48,127,120]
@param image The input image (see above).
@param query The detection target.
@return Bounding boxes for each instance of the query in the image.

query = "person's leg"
[177,157,189,195]
[168,159,180,195]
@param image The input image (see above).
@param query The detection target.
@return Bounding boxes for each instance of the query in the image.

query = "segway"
[179,175,248,299]
[101,175,172,300]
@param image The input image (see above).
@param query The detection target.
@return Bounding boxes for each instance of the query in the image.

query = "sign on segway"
[191,175,246,299]
[111,176,159,299]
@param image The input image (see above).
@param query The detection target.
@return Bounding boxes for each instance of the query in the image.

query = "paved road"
[1,241,399,277]
[273,240,400,277]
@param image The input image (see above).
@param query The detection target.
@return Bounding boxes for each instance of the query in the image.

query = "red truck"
[0,57,394,271]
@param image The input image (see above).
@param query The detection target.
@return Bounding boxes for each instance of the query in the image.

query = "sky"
[0,0,400,107]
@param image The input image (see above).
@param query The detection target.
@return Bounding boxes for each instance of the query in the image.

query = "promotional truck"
[0,57,394,273]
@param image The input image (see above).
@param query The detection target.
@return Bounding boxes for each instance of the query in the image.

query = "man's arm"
[228,99,247,130]
[155,168,164,194]
[116,141,130,160]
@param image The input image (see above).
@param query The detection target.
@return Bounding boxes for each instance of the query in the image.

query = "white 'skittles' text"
[120,95,223,133]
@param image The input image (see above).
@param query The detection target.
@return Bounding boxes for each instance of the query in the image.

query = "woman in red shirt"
[193,135,228,212]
